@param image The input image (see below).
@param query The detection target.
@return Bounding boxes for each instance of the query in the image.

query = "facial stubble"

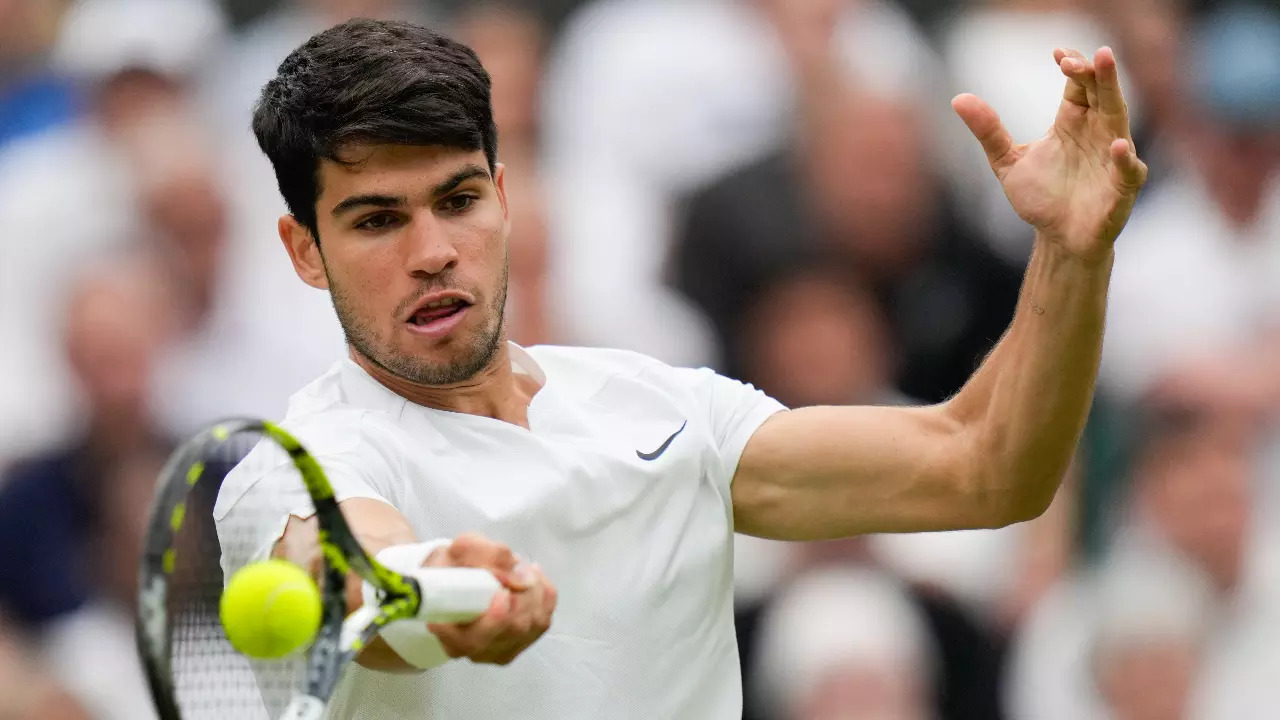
[327,258,508,387]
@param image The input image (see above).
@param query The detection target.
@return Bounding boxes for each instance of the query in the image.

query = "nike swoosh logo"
[636,420,688,461]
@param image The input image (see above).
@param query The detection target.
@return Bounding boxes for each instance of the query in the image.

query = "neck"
[351,342,539,428]
[82,407,155,466]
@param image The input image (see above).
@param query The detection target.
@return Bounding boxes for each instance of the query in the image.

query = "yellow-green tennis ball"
[220,559,322,659]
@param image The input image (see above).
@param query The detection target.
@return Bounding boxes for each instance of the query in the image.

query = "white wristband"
[361,540,454,670]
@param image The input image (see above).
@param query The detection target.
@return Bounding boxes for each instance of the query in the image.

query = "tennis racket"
[136,418,498,720]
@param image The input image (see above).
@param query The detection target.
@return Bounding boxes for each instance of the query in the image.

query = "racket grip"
[416,567,502,624]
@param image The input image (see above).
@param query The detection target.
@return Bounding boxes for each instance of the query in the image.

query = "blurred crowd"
[0,0,1278,718]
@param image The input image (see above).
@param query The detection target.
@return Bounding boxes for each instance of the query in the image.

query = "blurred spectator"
[1006,397,1280,720]
[0,262,173,720]
[752,566,935,720]
[20,0,364,439]
[0,0,226,465]
[1091,552,1217,720]
[0,0,78,149]
[675,82,1021,404]
[736,261,897,409]
[453,1,548,170]
[501,162,556,347]
[938,0,1122,264]
[1102,3,1280,407]
[542,0,936,367]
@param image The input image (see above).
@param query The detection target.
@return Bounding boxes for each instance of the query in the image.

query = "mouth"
[405,295,473,338]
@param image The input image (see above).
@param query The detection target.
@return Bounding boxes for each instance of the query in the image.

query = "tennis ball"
[220,559,322,659]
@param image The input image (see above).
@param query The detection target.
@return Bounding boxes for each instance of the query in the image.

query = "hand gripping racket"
[136,419,498,720]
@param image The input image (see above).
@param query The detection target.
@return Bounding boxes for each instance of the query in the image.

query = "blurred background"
[0,0,1278,718]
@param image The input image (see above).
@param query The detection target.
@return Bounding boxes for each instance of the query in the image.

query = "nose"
[401,212,459,277]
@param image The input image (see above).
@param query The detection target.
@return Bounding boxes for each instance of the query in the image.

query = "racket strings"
[162,431,308,719]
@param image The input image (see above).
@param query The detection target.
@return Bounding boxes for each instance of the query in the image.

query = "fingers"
[1092,46,1133,140]
[526,564,556,637]
[423,534,557,665]
[442,533,525,589]
[952,93,1018,175]
[1057,48,1096,109]
[429,588,513,659]
[1056,47,1133,140]
[484,565,552,664]
[1110,138,1148,193]
[428,565,556,665]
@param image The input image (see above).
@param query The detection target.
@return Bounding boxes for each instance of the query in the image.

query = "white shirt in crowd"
[1006,527,1280,720]
[1102,170,1280,398]
[215,343,785,719]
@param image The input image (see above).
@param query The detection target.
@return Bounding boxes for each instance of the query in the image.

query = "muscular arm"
[272,498,421,673]
[732,239,1110,539]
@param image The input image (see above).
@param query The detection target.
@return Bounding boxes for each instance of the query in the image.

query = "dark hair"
[252,18,498,238]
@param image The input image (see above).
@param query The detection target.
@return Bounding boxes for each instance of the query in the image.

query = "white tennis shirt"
[214,343,785,719]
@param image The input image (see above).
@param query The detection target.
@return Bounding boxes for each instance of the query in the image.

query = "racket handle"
[416,567,502,624]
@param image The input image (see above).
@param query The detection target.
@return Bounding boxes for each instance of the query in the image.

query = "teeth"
[425,298,459,309]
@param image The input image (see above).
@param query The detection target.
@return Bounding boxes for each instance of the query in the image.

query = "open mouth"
[406,296,472,338]
[409,297,469,325]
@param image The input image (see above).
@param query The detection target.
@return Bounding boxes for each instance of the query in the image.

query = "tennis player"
[216,17,1146,719]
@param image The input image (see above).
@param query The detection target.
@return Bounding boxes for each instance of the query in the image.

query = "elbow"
[967,466,1061,529]
[998,487,1056,527]
[950,407,1065,529]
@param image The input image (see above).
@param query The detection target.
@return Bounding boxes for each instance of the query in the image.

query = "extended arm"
[732,47,1146,540]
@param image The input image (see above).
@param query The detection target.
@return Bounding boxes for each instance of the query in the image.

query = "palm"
[955,47,1147,262]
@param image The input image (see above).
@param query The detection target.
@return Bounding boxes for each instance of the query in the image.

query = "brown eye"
[355,213,399,231]
[444,194,477,213]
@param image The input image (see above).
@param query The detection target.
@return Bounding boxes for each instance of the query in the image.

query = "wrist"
[1032,232,1115,272]
[361,539,458,671]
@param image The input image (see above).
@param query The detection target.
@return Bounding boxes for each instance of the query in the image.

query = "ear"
[279,215,329,290]
[494,163,510,230]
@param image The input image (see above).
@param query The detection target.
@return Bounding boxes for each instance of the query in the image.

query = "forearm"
[946,237,1112,522]
[272,502,424,672]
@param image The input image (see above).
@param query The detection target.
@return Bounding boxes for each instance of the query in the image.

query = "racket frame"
[136,418,423,720]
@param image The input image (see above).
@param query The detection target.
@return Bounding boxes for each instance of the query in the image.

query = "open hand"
[424,533,556,665]
[953,47,1148,263]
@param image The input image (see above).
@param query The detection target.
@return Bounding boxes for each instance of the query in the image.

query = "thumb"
[952,93,1017,174]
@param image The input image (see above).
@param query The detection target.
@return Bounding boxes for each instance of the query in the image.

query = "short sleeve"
[680,368,787,491]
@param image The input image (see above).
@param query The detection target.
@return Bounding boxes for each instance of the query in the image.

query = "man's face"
[1141,414,1254,582]
[299,144,510,386]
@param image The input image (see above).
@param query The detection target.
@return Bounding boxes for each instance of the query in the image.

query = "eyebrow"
[330,164,492,218]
